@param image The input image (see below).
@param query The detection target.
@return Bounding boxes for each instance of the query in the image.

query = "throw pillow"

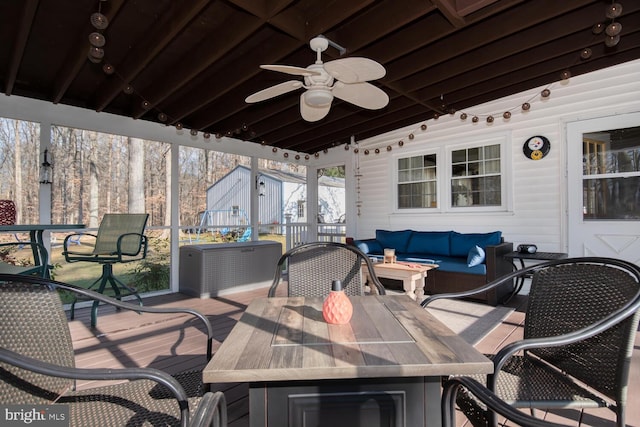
[467,245,485,267]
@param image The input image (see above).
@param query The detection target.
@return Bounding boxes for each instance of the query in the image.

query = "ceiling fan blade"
[323,57,386,84]
[300,93,331,122]
[332,82,389,109]
[245,81,303,103]
[260,64,321,77]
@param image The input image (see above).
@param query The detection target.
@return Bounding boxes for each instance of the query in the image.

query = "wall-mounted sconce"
[40,149,52,184]
[256,174,266,197]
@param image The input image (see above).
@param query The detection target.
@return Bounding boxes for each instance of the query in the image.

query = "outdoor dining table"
[203,294,493,427]
[0,223,85,277]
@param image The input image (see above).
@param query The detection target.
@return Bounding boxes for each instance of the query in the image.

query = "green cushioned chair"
[62,213,149,327]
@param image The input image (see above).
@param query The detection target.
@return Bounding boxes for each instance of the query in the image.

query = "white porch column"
[250,156,259,241]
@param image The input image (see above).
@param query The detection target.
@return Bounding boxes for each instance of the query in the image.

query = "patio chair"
[442,377,568,427]
[62,213,149,327]
[268,241,386,297]
[422,257,640,427]
[0,241,49,277]
[0,273,224,427]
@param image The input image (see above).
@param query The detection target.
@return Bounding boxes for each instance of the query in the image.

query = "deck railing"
[283,219,346,251]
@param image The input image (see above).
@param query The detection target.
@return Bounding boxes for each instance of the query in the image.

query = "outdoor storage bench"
[354,229,513,305]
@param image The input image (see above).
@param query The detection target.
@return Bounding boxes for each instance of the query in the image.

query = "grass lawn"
[3,232,287,303]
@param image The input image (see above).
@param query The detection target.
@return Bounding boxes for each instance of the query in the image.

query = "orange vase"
[322,280,353,324]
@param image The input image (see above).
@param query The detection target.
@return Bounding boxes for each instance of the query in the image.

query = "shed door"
[567,112,640,263]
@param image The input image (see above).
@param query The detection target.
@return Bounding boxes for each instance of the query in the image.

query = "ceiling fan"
[245,36,389,122]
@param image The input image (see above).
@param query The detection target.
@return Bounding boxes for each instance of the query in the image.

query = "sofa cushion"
[450,231,502,257]
[406,231,451,256]
[354,239,383,255]
[397,255,486,275]
[466,245,485,267]
[436,256,487,275]
[375,229,413,253]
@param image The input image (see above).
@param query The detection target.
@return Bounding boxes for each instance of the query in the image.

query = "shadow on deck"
[67,288,640,427]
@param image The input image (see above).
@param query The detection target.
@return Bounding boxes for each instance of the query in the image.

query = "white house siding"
[352,59,640,253]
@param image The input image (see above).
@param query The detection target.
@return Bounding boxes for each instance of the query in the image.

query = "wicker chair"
[0,274,225,427]
[442,377,568,427]
[268,241,386,297]
[422,257,640,427]
[62,213,149,327]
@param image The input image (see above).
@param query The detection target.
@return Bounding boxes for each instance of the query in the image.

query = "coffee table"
[365,262,438,301]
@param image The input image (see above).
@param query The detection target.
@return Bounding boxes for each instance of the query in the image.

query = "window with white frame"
[397,154,437,209]
[450,144,501,207]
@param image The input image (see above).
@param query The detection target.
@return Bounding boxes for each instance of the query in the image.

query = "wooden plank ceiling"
[1,0,638,154]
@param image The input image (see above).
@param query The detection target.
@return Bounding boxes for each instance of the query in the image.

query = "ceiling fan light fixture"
[303,89,333,107]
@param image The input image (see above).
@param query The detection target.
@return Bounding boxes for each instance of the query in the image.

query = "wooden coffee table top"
[373,262,438,273]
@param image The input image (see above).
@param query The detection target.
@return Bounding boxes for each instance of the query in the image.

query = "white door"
[566,112,640,263]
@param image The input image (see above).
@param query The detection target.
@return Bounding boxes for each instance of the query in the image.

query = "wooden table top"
[203,295,492,384]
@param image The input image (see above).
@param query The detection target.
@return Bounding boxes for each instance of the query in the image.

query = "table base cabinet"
[179,240,282,297]
[251,377,439,427]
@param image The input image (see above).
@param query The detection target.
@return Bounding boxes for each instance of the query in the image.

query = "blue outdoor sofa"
[354,229,513,305]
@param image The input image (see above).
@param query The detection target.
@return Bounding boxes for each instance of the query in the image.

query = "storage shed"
[205,166,345,231]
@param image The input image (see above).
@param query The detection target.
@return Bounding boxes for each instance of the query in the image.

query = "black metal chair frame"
[422,257,640,427]
[268,241,386,297]
[0,273,222,427]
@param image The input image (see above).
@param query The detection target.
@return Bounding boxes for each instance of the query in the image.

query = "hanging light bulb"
[87,46,104,63]
[102,63,115,74]
[90,12,109,29]
[605,3,623,19]
[606,21,622,36]
[88,32,106,47]
[605,35,621,47]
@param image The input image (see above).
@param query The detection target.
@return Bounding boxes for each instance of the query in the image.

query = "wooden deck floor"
[67,288,640,427]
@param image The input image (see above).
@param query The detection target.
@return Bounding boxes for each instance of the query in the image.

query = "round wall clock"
[523,135,550,160]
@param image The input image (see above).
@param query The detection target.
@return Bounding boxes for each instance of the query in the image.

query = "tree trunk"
[128,137,145,214]
[160,147,171,238]
[13,121,23,223]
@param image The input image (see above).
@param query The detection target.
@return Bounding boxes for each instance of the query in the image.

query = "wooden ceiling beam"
[327,0,436,59]
[131,6,264,119]
[413,11,640,105]
[4,0,39,96]
[383,0,594,85]
[430,0,466,27]
[166,32,302,127]
[397,2,610,94]
[93,0,212,112]
[225,0,296,20]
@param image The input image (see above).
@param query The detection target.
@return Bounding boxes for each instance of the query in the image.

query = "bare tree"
[128,137,145,213]
[13,121,23,223]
